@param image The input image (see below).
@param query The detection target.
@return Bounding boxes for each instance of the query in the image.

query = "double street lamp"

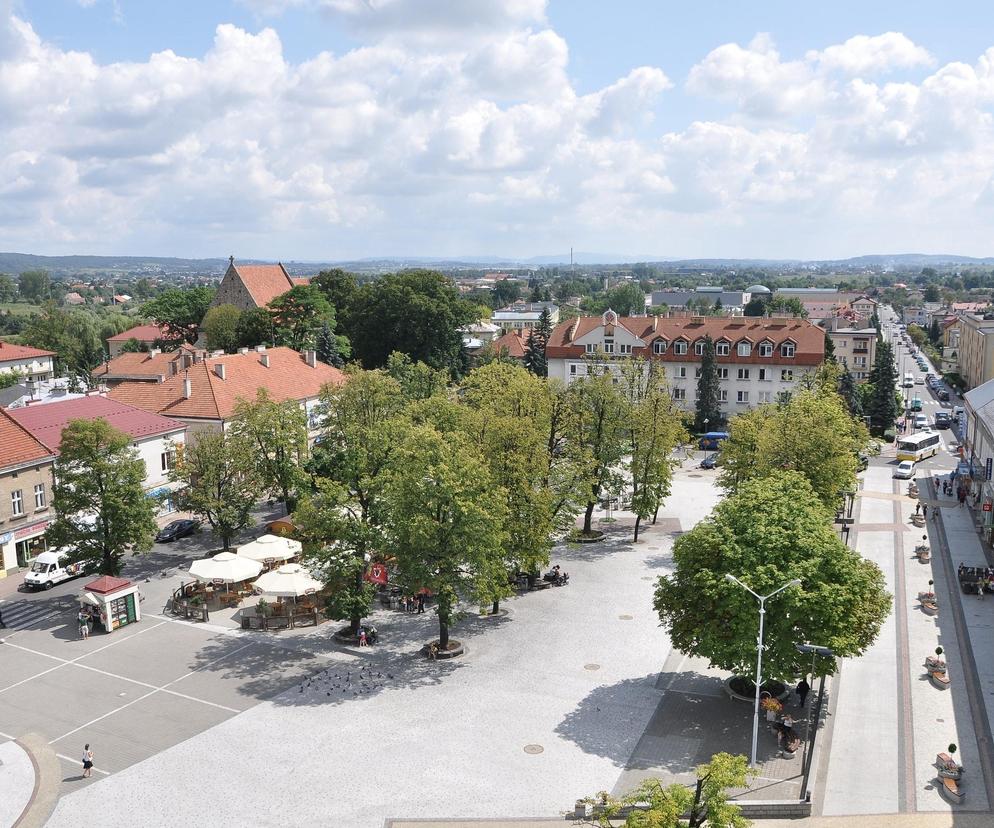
[725,574,802,767]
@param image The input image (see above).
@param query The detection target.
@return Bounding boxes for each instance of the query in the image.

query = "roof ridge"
[198,362,223,420]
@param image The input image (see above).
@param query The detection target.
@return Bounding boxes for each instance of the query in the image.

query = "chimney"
[238,347,249,355]
[183,374,192,399]
[157,374,166,383]
[255,345,267,353]
[149,348,161,357]
[193,350,206,364]
[305,350,316,368]
[168,361,178,376]
[260,353,270,368]
[214,362,226,380]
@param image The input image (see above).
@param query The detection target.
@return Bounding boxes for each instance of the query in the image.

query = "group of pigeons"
[299,664,395,698]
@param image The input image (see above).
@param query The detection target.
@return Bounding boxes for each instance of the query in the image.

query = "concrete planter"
[723,676,791,703]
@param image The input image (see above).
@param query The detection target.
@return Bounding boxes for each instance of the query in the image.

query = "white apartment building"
[491,302,560,332]
[827,327,877,382]
[546,311,825,415]
[0,342,55,383]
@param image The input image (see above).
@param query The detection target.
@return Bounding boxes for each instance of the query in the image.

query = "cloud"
[812,32,934,75]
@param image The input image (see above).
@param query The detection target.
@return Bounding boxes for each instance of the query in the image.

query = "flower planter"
[930,671,951,690]
[921,601,939,615]
[918,591,936,601]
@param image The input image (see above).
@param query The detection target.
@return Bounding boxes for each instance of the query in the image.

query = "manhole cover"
[524,744,544,754]
[619,614,634,620]
[584,663,601,671]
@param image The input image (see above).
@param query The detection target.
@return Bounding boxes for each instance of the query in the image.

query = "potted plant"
[257,598,272,618]
[919,580,936,601]
[938,743,961,779]
[761,695,783,721]
[926,646,946,672]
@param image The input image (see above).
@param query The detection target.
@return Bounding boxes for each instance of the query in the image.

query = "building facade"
[491,302,560,332]
[0,410,56,575]
[546,312,825,415]
[647,287,751,314]
[827,327,877,382]
[107,324,180,357]
[207,257,306,314]
[0,342,55,383]
[955,313,994,390]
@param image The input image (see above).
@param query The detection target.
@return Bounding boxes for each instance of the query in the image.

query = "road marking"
[0,728,111,776]
[0,599,61,630]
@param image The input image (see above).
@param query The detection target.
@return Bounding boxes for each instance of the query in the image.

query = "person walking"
[915,501,921,515]
[795,677,811,707]
[78,610,89,640]
[81,744,94,778]
[923,503,929,520]
[979,577,986,601]
[358,628,368,647]
[416,593,425,614]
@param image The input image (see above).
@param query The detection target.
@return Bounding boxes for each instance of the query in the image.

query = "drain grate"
[524,744,544,754]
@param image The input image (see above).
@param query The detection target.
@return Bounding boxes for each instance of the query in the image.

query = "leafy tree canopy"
[203,304,242,353]
[267,284,335,352]
[140,286,216,343]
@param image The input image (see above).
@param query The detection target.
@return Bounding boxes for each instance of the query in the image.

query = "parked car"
[155,519,200,543]
[893,460,916,479]
[700,454,719,469]
[915,376,925,385]
[934,412,951,428]
[938,390,950,402]
[23,550,86,590]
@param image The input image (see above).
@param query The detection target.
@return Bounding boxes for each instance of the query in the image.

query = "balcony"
[852,348,869,355]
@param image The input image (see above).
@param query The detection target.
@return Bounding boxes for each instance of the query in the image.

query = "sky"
[5,0,994,261]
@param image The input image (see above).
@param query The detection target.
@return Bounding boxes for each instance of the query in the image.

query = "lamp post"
[725,574,802,767]
[795,642,836,796]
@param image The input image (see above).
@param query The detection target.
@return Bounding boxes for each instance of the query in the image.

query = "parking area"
[0,613,330,791]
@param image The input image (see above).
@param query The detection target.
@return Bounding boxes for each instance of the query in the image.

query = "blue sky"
[6,0,994,259]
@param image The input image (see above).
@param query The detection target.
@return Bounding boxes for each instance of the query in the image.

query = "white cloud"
[812,32,934,75]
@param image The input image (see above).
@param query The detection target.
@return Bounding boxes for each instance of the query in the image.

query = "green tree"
[523,307,553,377]
[298,368,406,634]
[230,390,309,514]
[492,280,521,308]
[381,425,509,649]
[743,296,767,316]
[924,284,941,302]
[866,340,900,435]
[168,431,259,551]
[929,318,941,345]
[623,361,686,541]
[202,304,242,353]
[837,365,863,419]
[0,274,17,302]
[718,387,866,507]
[606,282,647,316]
[386,351,449,401]
[572,370,627,535]
[694,336,722,433]
[47,419,157,576]
[766,295,807,318]
[654,473,891,679]
[118,338,145,354]
[311,268,357,327]
[315,321,343,367]
[21,304,103,382]
[824,332,836,362]
[590,752,750,828]
[140,287,216,344]
[236,307,273,349]
[348,270,477,373]
[18,270,50,303]
[267,284,335,352]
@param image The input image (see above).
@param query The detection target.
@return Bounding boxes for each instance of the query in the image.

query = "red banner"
[365,563,388,584]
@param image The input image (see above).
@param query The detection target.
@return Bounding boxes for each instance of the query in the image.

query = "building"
[63,292,86,306]
[0,342,55,383]
[94,345,200,387]
[827,327,877,382]
[647,287,751,314]
[207,256,308,314]
[0,410,56,575]
[955,313,994,390]
[107,346,345,443]
[546,311,825,414]
[6,396,187,516]
[489,329,532,364]
[849,296,878,321]
[106,324,181,357]
[459,321,502,355]
[902,303,945,327]
[491,302,560,332]
[775,288,860,303]
[963,379,994,543]
[0,377,91,409]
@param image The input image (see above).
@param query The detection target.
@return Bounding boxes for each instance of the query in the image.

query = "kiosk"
[79,576,142,633]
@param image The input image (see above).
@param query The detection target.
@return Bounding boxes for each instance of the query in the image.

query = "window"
[160,450,175,473]
[737,368,750,380]
[653,340,667,354]
[11,489,23,517]
[585,343,596,354]
[673,341,688,355]
[569,364,577,375]
[604,340,614,354]
[33,484,45,509]
[759,391,772,403]
[675,366,688,379]
[781,342,796,358]
[781,369,794,382]
[673,388,686,401]
[759,342,774,357]
[694,368,702,379]
[737,390,749,403]
[758,368,768,381]
[620,343,632,354]
[737,342,752,357]
[718,368,729,380]
[715,341,730,356]
[694,340,706,356]
[854,357,867,367]
[718,389,728,402]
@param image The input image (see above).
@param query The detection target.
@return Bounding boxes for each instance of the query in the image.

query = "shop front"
[79,576,142,633]
[4,519,51,573]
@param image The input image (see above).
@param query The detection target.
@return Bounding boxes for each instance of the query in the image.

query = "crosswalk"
[0,598,69,631]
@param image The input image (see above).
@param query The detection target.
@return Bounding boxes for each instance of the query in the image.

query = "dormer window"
[715,341,730,356]
[653,340,667,355]
[758,341,774,357]
[673,340,688,355]
[694,340,706,356]
[737,341,752,357]
[781,342,796,358]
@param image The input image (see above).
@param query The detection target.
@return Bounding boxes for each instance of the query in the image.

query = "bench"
[940,776,963,803]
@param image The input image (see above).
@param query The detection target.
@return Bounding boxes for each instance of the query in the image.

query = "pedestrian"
[923,503,928,519]
[78,610,89,640]
[358,628,368,647]
[406,595,414,613]
[417,593,425,614]
[979,578,986,601]
[915,501,921,515]
[795,677,810,707]
[959,489,967,507]
[81,744,94,778]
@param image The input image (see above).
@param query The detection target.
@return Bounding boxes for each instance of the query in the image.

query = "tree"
[140,287,216,343]
[766,295,807,318]
[348,270,478,373]
[590,753,750,828]
[837,365,863,419]
[311,268,357,328]
[236,307,273,349]
[47,419,157,576]
[924,284,941,303]
[623,361,686,541]
[523,307,553,377]
[298,369,406,634]
[18,270,50,303]
[0,274,17,302]
[824,332,836,362]
[492,280,521,308]
[929,318,941,345]
[315,321,344,367]
[381,425,509,649]
[386,351,449,400]
[267,284,335,352]
[168,431,259,551]
[118,338,145,354]
[866,340,900,435]
[202,304,242,353]
[21,304,103,382]
[717,387,866,507]
[571,371,627,535]
[654,473,890,680]
[606,282,646,316]
[694,336,722,433]
[743,296,767,316]
[230,390,309,514]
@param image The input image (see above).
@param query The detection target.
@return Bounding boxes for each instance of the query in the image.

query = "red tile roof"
[107,324,176,343]
[0,409,55,469]
[492,329,531,359]
[232,263,299,307]
[94,350,184,380]
[107,347,345,421]
[548,315,825,366]
[7,396,185,452]
[84,576,132,594]
[0,341,55,364]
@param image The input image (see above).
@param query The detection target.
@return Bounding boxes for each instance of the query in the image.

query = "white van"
[23,550,84,591]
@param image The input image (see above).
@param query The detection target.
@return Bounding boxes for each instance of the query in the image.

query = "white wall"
[0,355,54,380]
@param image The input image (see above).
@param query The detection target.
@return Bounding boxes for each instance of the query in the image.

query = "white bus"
[902,372,915,388]
[896,430,941,462]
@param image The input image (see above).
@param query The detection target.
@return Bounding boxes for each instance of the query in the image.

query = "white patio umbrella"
[189,551,263,584]
[252,563,322,598]
[236,534,302,564]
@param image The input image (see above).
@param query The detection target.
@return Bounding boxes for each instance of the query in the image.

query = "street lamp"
[725,574,802,767]
[795,642,836,795]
